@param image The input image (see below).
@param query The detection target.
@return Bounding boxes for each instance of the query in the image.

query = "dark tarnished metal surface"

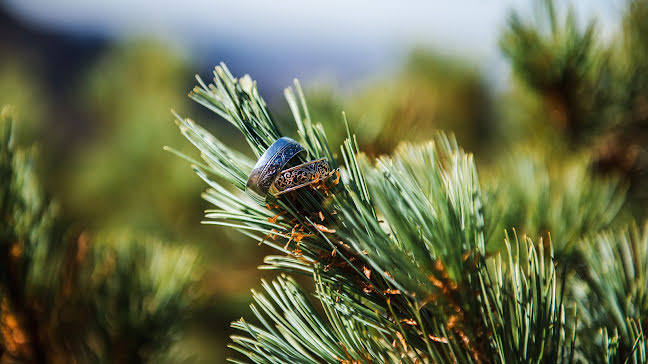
[246,137,304,202]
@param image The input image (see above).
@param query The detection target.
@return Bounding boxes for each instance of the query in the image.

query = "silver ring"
[246,137,305,202]
[269,158,332,196]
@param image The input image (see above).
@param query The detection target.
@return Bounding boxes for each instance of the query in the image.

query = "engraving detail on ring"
[270,158,331,196]
[246,137,305,201]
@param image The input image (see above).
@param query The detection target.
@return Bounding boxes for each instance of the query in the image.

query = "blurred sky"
[4,0,624,92]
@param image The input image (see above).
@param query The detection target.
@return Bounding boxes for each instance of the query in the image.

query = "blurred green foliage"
[56,41,203,237]
[483,147,626,255]
[573,222,648,362]
[0,106,203,363]
[302,49,494,156]
[0,57,48,144]
[499,0,648,217]
[74,231,201,363]
[500,0,611,143]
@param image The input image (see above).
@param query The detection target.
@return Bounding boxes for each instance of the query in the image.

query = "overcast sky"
[5,0,625,91]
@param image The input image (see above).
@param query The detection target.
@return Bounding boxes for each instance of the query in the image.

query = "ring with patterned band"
[269,158,332,196]
[246,137,305,202]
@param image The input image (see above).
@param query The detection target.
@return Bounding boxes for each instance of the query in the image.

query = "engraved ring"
[269,158,332,196]
[246,137,305,202]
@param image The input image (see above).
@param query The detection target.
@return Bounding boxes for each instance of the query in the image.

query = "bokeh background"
[1,0,646,362]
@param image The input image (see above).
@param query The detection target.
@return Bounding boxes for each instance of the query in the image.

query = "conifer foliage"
[0,106,201,363]
[1,0,647,362]
[172,61,646,363]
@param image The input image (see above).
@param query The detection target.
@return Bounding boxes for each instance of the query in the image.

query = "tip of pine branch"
[171,109,185,122]
[1,105,14,120]
[240,75,253,93]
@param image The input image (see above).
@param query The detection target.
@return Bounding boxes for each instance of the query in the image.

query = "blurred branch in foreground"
[0,105,203,363]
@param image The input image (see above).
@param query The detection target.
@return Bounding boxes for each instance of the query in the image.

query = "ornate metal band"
[246,137,305,202]
[270,158,332,196]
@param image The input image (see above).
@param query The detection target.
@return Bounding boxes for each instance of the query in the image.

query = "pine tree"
[500,0,648,216]
[0,105,202,363]
[171,60,646,363]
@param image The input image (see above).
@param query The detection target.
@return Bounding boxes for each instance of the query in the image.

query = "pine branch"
[1,106,203,363]
[0,105,56,364]
[75,231,201,363]
[484,147,626,255]
[574,221,648,363]
[480,232,574,363]
[173,64,578,363]
[500,0,612,142]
